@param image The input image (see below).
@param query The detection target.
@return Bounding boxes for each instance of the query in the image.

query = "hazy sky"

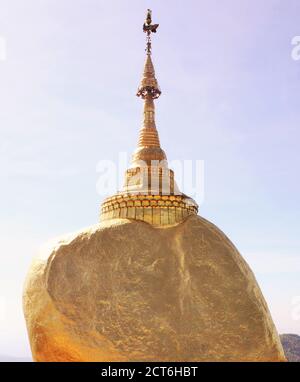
[0,0,300,358]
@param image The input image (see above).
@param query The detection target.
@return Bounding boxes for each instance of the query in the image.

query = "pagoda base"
[100,193,198,226]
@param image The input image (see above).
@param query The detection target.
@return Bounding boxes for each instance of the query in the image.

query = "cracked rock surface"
[23,215,285,361]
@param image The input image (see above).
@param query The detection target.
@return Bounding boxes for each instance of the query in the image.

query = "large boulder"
[23,215,285,361]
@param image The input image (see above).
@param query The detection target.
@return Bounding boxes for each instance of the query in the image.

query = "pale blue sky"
[0,0,300,358]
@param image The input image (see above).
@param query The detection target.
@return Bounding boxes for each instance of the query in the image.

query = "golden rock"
[23,216,285,361]
[23,10,286,362]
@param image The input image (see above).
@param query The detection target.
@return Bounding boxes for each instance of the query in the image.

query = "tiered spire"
[133,10,166,166]
[100,10,198,226]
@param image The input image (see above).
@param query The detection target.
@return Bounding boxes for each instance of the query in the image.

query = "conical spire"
[133,23,166,166]
[137,54,160,97]
[132,55,166,166]
[99,10,198,226]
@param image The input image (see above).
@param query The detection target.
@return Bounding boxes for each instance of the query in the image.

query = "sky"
[0,0,300,358]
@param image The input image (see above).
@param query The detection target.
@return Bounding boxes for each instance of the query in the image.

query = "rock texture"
[23,215,286,361]
[280,334,300,362]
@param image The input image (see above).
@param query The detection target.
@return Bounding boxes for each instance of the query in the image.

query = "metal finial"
[137,10,161,99]
[143,9,159,55]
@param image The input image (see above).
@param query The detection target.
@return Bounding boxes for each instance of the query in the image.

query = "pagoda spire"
[99,10,198,226]
[132,9,166,166]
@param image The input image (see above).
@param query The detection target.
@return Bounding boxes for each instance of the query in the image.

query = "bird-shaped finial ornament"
[143,9,159,34]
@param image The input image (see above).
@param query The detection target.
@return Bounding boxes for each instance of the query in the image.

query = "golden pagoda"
[100,10,198,226]
[23,10,286,362]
